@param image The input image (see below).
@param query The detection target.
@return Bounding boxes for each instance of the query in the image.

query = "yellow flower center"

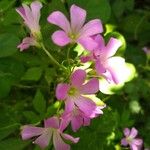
[68,87,77,96]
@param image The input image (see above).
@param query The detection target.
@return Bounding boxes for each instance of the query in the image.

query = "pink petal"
[60,114,71,132]
[47,11,71,33]
[44,116,60,129]
[130,144,138,150]
[60,100,74,131]
[78,36,98,51]
[80,19,103,37]
[83,117,91,126]
[105,37,122,58]
[16,7,26,20]
[17,37,36,51]
[124,128,130,137]
[80,78,99,94]
[90,106,105,118]
[71,69,86,87]
[121,138,128,146]
[106,57,126,84]
[61,133,80,143]
[132,139,143,146]
[52,30,71,46]
[129,127,138,138]
[95,59,106,74]
[21,4,33,28]
[56,83,70,100]
[65,99,75,113]
[75,96,96,117]
[70,4,86,33]
[93,34,105,50]
[80,55,93,63]
[53,132,70,150]
[21,125,44,140]
[34,129,52,149]
[30,1,42,23]
[71,115,83,132]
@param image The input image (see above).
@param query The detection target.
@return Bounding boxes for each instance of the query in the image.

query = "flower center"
[68,33,79,42]
[68,87,77,96]
[126,137,133,143]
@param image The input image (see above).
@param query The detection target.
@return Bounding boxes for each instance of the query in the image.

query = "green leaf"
[33,90,46,115]
[23,111,41,124]
[21,67,43,81]
[68,0,111,23]
[112,0,125,18]
[0,74,13,98]
[0,123,20,141]
[0,138,29,150]
[0,33,19,58]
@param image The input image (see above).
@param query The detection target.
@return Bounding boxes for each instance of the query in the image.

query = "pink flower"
[56,69,100,131]
[16,1,42,35]
[17,36,38,51]
[80,35,124,84]
[121,127,143,150]
[16,1,42,51]
[21,116,79,150]
[60,105,105,132]
[142,47,150,55]
[47,4,103,51]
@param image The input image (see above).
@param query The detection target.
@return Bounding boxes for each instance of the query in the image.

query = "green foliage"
[0,0,149,149]
[33,89,46,115]
[0,33,19,58]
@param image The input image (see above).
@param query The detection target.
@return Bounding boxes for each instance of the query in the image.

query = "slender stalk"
[67,46,71,72]
[41,43,66,70]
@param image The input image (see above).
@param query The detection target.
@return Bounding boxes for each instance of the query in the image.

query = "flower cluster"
[121,127,143,150]
[16,1,144,150]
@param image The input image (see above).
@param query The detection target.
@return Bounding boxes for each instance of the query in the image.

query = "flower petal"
[70,4,86,33]
[61,133,80,143]
[52,30,71,46]
[80,19,103,37]
[47,11,71,33]
[80,78,99,94]
[71,115,83,132]
[17,37,36,51]
[83,117,91,126]
[93,34,105,50]
[21,125,44,140]
[105,37,122,58]
[34,129,52,149]
[30,1,42,23]
[71,69,86,87]
[121,138,128,146]
[132,139,143,146]
[75,96,96,117]
[80,55,93,63]
[60,113,71,132]
[78,36,98,51]
[56,83,70,100]
[129,127,138,138]
[95,59,106,74]
[106,57,126,84]
[124,128,130,137]
[16,7,26,20]
[130,144,138,150]
[21,4,33,28]
[44,116,60,129]
[53,132,70,150]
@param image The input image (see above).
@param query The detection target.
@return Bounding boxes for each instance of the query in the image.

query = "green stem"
[67,46,71,72]
[41,43,66,70]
